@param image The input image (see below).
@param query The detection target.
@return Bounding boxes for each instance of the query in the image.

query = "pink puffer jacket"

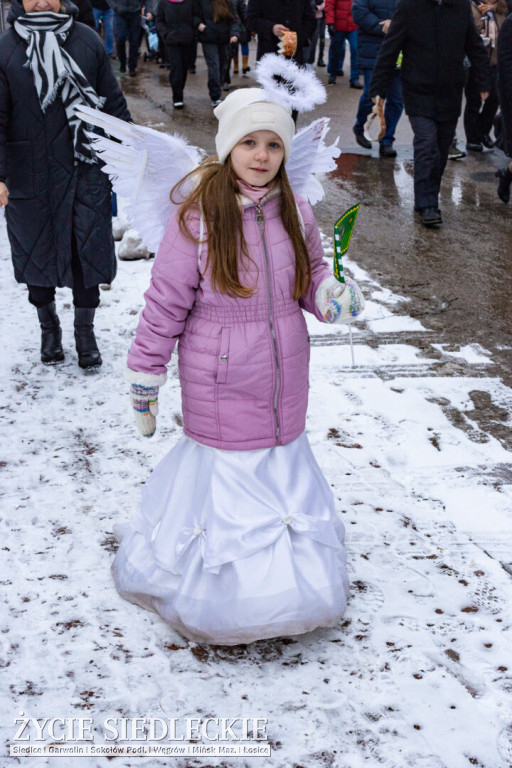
[127,192,332,451]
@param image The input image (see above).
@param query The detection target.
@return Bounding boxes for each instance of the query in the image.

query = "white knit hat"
[214,88,295,164]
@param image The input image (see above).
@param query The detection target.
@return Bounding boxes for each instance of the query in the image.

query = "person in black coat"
[352,0,403,156]
[496,11,512,201]
[370,0,491,227]
[156,0,196,107]
[246,0,316,65]
[193,0,241,106]
[0,0,131,367]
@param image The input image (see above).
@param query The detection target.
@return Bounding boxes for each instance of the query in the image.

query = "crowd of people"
[88,0,512,224]
[1,0,512,370]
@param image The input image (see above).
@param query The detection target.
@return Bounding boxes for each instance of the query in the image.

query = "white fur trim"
[126,368,167,386]
[254,54,327,114]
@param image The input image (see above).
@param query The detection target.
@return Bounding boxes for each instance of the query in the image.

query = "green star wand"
[333,203,360,284]
[332,203,361,366]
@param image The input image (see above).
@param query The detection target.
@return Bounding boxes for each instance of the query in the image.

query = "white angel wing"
[75,105,205,253]
[285,118,341,205]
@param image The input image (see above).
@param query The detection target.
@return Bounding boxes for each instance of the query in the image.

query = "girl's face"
[230,130,285,187]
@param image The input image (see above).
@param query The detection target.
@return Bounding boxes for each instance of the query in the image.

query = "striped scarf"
[14,12,106,164]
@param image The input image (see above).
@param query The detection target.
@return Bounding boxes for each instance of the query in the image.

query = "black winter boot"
[74,308,102,369]
[37,302,64,364]
[495,167,512,203]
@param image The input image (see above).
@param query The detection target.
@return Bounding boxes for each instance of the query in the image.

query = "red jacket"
[325,0,357,32]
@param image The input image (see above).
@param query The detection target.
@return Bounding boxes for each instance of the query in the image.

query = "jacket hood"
[8,0,78,24]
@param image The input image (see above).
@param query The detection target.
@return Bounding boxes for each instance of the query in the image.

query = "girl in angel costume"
[79,55,364,645]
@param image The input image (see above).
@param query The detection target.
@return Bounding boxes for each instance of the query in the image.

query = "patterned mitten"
[130,383,159,437]
[316,275,365,324]
[127,370,167,438]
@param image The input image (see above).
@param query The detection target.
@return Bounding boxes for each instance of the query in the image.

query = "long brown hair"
[211,0,234,23]
[171,157,312,300]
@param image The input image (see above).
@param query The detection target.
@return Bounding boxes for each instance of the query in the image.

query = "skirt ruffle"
[112,433,349,645]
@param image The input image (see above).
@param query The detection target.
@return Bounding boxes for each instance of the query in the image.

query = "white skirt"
[112,432,349,645]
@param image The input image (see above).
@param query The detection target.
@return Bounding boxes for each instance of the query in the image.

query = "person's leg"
[180,44,195,96]
[219,42,230,89]
[381,68,403,146]
[92,7,102,33]
[27,286,64,364]
[166,45,182,102]
[347,30,360,84]
[308,18,321,65]
[71,249,102,369]
[317,17,326,65]
[241,42,250,73]
[71,254,100,311]
[480,65,499,140]
[436,118,458,187]
[232,40,239,73]
[103,8,114,56]
[127,11,141,74]
[27,286,56,308]
[328,31,343,82]
[189,40,197,72]
[114,13,127,71]
[464,66,483,146]
[354,68,373,133]
[409,115,441,211]
[338,38,346,74]
[496,159,512,203]
[202,42,222,102]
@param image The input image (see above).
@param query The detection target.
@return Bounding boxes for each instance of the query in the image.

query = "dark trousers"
[354,68,403,146]
[464,64,499,144]
[317,17,326,62]
[166,43,195,102]
[328,29,359,82]
[28,251,100,310]
[202,42,229,102]
[409,115,458,210]
[114,11,140,73]
[307,17,323,65]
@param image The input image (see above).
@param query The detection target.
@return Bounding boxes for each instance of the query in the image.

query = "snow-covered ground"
[1,211,512,768]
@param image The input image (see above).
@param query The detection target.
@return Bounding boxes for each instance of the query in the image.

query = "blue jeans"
[354,68,403,146]
[328,30,358,82]
[114,11,141,73]
[93,7,114,55]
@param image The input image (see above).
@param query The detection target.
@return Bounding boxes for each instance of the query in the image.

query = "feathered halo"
[253,54,327,114]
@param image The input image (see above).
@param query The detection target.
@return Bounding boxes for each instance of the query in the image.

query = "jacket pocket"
[6,141,34,199]
[216,327,230,383]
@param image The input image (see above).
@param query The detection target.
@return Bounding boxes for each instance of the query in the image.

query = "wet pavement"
[119,47,512,423]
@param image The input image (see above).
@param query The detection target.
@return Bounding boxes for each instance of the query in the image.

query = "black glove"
[328,23,336,36]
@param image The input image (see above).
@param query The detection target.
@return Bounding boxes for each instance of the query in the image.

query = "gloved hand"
[315,275,365,324]
[130,382,159,437]
[328,23,336,36]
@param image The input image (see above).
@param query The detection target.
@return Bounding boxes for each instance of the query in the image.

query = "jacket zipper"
[256,203,280,441]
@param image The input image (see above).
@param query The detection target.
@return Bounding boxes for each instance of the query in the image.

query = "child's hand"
[315,275,344,310]
[316,275,365,324]
[130,383,159,438]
